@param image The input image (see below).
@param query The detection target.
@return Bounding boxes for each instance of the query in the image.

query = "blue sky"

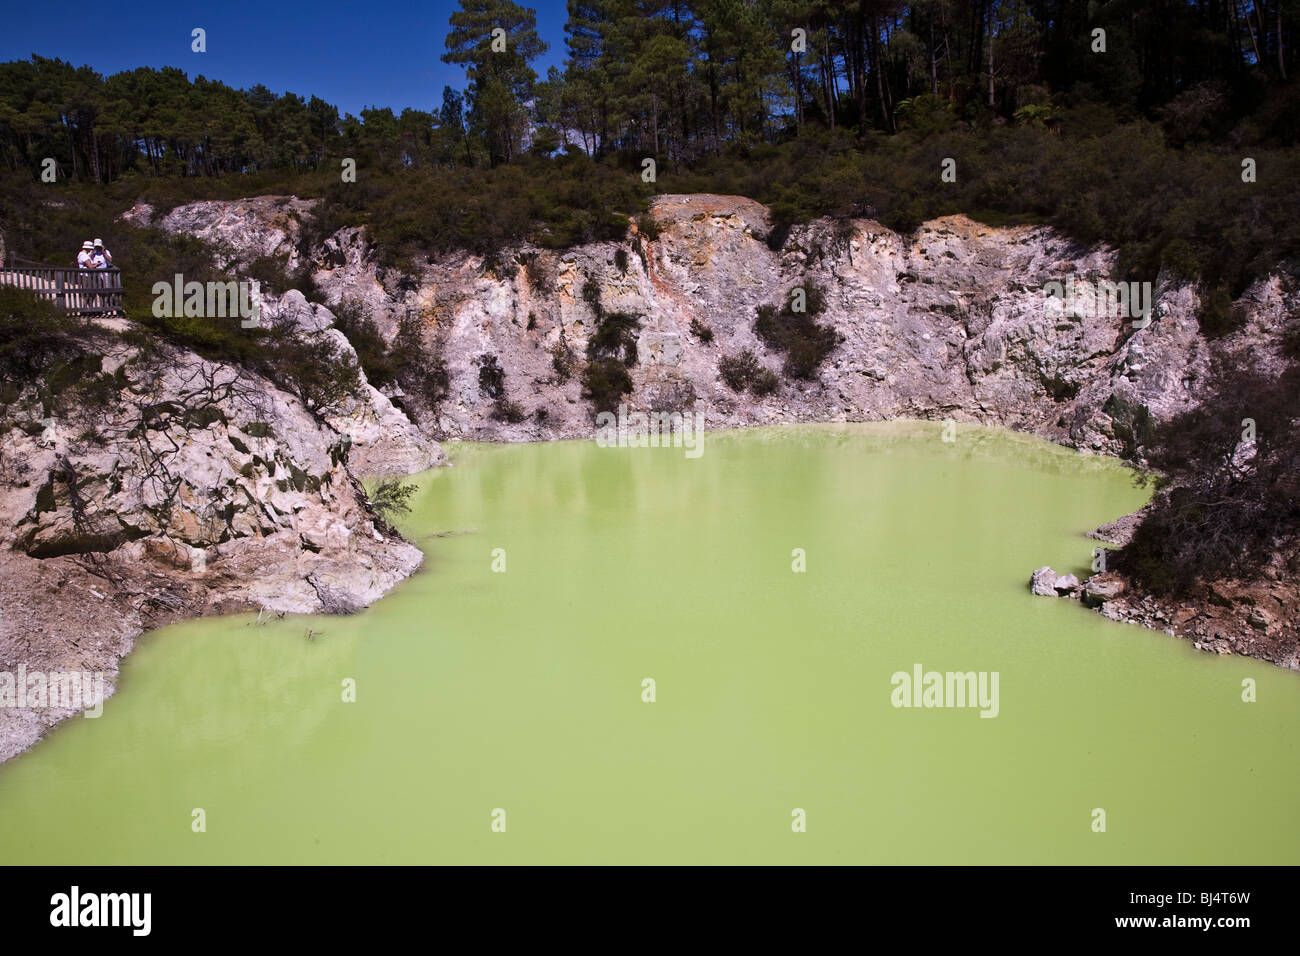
[0,0,571,117]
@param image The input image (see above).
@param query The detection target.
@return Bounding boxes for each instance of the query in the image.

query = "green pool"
[1,422,1296,864]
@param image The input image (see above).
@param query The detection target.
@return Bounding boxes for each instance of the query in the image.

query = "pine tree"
[442,0,548,165]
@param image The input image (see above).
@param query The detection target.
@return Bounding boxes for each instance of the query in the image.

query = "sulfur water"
[1,423,1296,864]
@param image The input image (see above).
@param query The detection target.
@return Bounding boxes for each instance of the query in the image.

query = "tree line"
[2,1,1298,181]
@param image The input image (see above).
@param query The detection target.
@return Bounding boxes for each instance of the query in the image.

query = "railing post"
[0,263,124,316]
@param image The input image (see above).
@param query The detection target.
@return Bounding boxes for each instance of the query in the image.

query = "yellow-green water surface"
[1,422,1296,863]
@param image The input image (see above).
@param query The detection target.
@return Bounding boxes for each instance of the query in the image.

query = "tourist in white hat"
[91,239,113,270]
[74,241,96,311]
[90,239,115,309]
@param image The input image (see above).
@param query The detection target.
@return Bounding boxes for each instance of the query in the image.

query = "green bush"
[587,311,640,366]
[719,350,760,391]
[263,322,362,415]
[490,398,526,423]
[368,477,416,523]
[754,285,840,380]
[750,368,780,396]
[718,349,780,396]
[581,276,604,317]
[0,287,88,384]
[1197,285,1247,338]
[518,252,556,295]
[550,342,574,381]
[581,358,633,417]
[388,310,449,415]
[331,298,396,387]
[476,353,506,399]
[1116,354,1300,595]
[635,213,662,241]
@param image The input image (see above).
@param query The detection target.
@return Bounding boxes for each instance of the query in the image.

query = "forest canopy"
[2,0,1299,291]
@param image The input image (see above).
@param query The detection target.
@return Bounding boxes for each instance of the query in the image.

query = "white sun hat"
[93,238,104,246]
[82,240,94,249]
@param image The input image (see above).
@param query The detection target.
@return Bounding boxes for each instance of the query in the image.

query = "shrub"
[719,350,761,391]
[518,252,556,295]
[750,368,780,396]
[635,213,662,240]
[489,398,526,423]
[587,311,640,366]
[482,251,517,280]
[581,358,633,416]
[782,333,839,379]
[263,322,362,415]
[1197,285,1247,338]
[0,287,88,386]
[754,284,840,379]
[581,276,604,317]
[614,248,629,273]
[580,302,641,418]
[368,477,416,522]
[385,311,446,412]
[331,298,395,387]
[689,318,714,342]
[1115,353,1300,595]
[476,353,505,399]
[550,342,574,381]
[718,350,780,395]
[244,254,292,294]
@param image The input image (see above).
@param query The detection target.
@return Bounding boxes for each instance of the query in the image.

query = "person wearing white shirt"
[91,239,115,309]
[75,241,95,310]
[91,239,113,270]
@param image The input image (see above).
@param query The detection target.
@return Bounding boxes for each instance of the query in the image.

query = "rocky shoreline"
[4,189,1296,764]
[1032,509,1299,671]
[0,290,441,763]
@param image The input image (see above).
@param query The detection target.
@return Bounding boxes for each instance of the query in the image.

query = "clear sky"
[0,0,571,117]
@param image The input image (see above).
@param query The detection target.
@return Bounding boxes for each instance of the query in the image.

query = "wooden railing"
[0,262,124,316]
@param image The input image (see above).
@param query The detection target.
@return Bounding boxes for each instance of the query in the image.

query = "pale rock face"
[135,192,1288,455]
[140,193,1295,458]
[121,200,441,477]
[222,288,442,478]
[139,192,1281,454]
[157,196,318,271]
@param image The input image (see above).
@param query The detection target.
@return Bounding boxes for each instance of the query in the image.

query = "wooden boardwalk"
[0,262,124,316]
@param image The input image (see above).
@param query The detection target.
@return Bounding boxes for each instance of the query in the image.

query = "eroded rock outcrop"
[257,289,443,476]
[0,323,436,761]
[149,193,1293,458]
